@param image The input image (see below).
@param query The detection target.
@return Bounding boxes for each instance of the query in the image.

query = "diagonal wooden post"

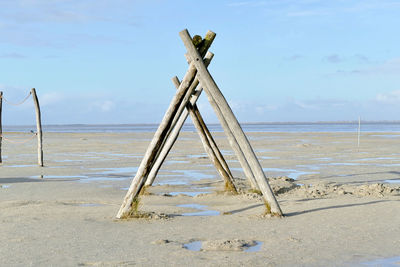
[117,33,216,219]
[145,52,214,186]
[180,29,282,216]
[172,78,237,193]
[31,88,43,167]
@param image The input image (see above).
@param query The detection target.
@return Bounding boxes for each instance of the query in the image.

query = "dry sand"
[0,131,399,266]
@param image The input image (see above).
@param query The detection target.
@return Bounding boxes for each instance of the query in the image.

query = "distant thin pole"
[0,91,3,164]
[31,88,43,166]
[357,116,361,149]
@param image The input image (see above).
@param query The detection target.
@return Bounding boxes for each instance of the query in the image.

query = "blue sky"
[1,0,399,125]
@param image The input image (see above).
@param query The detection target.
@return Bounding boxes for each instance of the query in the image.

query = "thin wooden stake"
[117,33,216,219]
[173,77,237,193]
[0,91,2,164]
[31,88,43,167]
[145,52,214,186]
[357,116,361,150]
[190,103,237,193]
[180,29,282,216]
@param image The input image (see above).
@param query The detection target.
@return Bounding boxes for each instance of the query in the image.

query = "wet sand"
[0,131,399,266]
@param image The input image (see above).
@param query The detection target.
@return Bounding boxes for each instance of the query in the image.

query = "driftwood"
[179,29,282,216]
[117,29,283,218]
[145,52,214,186]
[116,34,216,219]
[0,91,2,163]
[172,78,237,193]
[31,88,43,167]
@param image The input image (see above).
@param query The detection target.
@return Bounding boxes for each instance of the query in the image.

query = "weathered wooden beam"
[31,88,43,167]
[145,53,214,187]
[116,33,216,219]
[171,77,237,193]
[191,103,235,181]
[0,91,2,164]
[189,102,238,193]
[180,29,282,216]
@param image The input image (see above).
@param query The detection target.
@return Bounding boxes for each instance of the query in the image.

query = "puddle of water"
[155,180,188,186]
[316,157,333,161]
[322,162,365,166]
[7,164,36,168]
[259,156,278,160]
[187,154,207,158]
[30,175,84,180]
[371,134,400,139]
[165,160,190,165]
[362,256,400,266]
[232,167,317,180]
[1,185,11,188]
[384,179,400,184]
[183,240,263,252]
[80,177,129,183]
[244,241,263,252]
[376,163,400,167]
[296,164,321,170]
[168,191,211,197]
[183,241,202,251]
[178,203,220,216]
[356,157,399,161]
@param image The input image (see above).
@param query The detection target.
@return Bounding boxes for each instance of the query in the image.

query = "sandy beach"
[1,131,399,266]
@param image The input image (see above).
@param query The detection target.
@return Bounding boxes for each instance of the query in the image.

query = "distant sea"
[3,122,400,133]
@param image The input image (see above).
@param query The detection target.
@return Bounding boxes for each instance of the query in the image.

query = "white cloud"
[376,90,400,104]
[100,100,115,112]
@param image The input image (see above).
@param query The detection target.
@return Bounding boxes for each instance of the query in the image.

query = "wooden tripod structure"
[117,29,283,219]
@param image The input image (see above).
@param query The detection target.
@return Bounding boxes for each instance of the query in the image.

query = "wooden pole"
[180,29,282,216]
[117,33,216,219]
[357,116,361,149]
[172,78,237,193]
[0,91,2,164]
[189,102,237,193]
[145,52,214,186]
[145,89,202,186]
[31,88,43,167]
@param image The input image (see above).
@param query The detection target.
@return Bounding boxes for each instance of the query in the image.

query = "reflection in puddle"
[371,134,400,138]
[80,176,129,183]
[183,240,263,252]
[7,164,36,168]
[155,180,188,186]
[316,157,332,161]
[178,204,220,216]
[385,179,400,184]
[187,154,207,158]
[155,170,215,186]
[362,256,400,266]
[1,185,11,188]
[259,156,278,160]
[165,160,190,165]
[168,191,211,197]
[356,157,399,161]
[256,167,317,180]
[183,241,202,251]
[322,162,365,166]
[234,165,318,180]
[244,241,263,252]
